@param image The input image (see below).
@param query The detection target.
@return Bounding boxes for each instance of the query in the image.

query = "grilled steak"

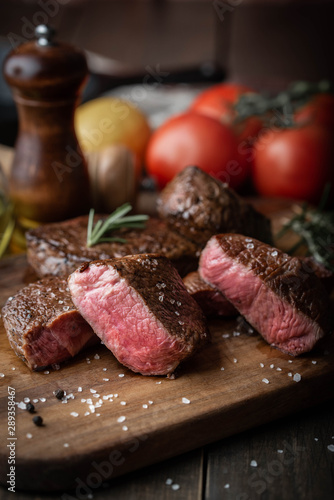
[68,254,209,376]
[301,257,334,294]
[183,271,237,317]
[157,166,272,246]
[199,234,332,356]
[2,277,97,370]
[26,216,200,279]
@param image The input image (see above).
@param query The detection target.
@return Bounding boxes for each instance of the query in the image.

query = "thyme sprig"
[277,184,334,272]
[86,203,149,247]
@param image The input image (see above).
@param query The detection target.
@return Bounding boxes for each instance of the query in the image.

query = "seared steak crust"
[2,277,96,370]
[26,216,200,278]
[183,271,237,317]
[157,166,272,246]
[69,254,209,375]
[211,234,331,332]
[78,254,209,344]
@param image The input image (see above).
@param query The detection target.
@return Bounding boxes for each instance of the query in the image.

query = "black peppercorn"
[32,415,43,426]
[26,402,35,413]
[54,389,64,400]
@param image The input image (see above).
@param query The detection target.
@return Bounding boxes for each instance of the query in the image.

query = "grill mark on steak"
[26,216,200,279]
[1,277,97,370]
[157,166,273,246]
[183,271,237,317]
[199,234,332,355]
[68,254,209,376]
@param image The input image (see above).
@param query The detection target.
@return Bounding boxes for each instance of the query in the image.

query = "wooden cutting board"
[1,219,334,492]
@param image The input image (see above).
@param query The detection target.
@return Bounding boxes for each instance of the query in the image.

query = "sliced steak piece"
[1,277,97,370]
[157,165,272,246]
[199,234,332,356]
[301,257,334,294]
[26,216,200,279]
[68,254,209,376]
[183,271,237,317]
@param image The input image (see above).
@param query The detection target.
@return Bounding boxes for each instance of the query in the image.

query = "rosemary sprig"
[86,203,149,247]
[276,185,334,272]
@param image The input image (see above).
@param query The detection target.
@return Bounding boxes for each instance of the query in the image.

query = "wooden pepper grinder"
[3,24,91,226]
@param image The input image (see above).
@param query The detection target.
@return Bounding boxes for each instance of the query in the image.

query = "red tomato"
[145,112,247,190]
[253,125,334,204]
[235,116,265,167]
[190,83,254,123]
[294,93,334,129]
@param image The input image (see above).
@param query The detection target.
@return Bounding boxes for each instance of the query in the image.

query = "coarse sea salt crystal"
[26,433,33,439]
[166,478,173,485]
[24,397,30,403]
[78,387,82,392]
[327,444,334,452]
[17,402,26,410]
[0,373,4,378]
[103,378,109,382]
[120,401,127,406]
[122,425,128,431]
[250,460,258,467]
[224,484,230,489]
[119,373,125,378]
[260,363,264,368]
[90,388,97,394]
[182,397,190,404]
[117,416,126,423]
[270,364,274,369]
[262,378,270,384]
[94,354,100,360]
[171,484,180,491]
[70,412,79,417]
[293,373,301,382]
[312,361,317,365]
[277,449,283,454]
[143,404,148,409]
[233,358,238,363]
[64,443,69,448]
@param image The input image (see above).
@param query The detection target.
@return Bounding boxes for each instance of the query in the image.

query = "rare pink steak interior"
[2,277,97,370]
[199,234,332,356]
[68,254,209,376]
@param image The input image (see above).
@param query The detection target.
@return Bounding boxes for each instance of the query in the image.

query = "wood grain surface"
[0,251,334,492]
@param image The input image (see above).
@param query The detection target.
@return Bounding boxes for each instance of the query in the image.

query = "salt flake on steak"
[68,254,209,376]
[199,234,332,356]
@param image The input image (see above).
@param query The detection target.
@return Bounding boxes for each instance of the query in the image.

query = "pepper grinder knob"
[3,25,91,225]
[35,24,55,46]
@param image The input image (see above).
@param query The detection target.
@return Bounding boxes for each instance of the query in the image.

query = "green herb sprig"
[87,203,149,247]
[0,192,15,259]
[277,184,334,272]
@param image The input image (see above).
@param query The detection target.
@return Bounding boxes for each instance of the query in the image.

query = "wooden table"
[1,3,334,498]
[0,398,333,499]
